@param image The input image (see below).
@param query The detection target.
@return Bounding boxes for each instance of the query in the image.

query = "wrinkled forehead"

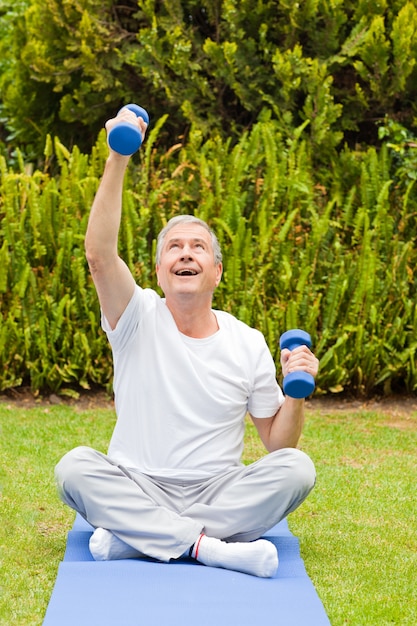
[163,223,213,247]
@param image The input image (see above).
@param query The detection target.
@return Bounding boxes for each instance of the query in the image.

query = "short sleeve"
[247,336,285,418]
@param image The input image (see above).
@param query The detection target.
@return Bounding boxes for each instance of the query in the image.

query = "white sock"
[89,527,143,561]
[191,534,278,578]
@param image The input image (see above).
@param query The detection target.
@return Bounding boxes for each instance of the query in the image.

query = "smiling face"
[155,223,223,301]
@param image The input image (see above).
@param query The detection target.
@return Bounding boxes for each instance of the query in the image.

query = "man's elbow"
[85,237,114,277]
[85,243,101,277]
[268,440,300,453]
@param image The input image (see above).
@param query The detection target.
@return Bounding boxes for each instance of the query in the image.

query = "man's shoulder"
[134,285,162,307]
[114,285,161,327]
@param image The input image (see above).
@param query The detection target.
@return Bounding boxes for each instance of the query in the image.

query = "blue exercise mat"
[43,515,330,625]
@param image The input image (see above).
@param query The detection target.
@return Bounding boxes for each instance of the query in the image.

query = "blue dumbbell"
[279,329,315,399]
[108,104,150,156]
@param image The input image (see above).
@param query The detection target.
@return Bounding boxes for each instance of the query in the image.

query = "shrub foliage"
[1,119,416,395]
[1,0,417,157]
[1,1,417,396]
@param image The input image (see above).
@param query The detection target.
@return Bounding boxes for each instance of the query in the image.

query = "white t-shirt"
[103,286,284,480]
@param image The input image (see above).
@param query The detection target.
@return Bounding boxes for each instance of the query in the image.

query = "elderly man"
[55,108,318,578]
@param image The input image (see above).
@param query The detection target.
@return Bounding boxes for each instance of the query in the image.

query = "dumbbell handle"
[108,104,149,156]
[279,329,315,399]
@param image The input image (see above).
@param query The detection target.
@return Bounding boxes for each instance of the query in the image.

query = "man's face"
[156,223,222,299]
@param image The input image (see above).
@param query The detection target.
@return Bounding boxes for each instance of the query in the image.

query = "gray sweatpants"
[55,446,315,562]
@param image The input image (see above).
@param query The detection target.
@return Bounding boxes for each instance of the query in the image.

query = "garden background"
[1,3,417,625]
[1,0,417,397]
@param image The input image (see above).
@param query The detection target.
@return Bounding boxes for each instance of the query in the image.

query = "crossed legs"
[55,446,315,576]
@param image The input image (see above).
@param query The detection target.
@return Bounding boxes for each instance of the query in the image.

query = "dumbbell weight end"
[281,371,315,399]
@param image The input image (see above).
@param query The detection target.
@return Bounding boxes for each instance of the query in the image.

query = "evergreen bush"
[1,118,416,395]
[1,0,417,160]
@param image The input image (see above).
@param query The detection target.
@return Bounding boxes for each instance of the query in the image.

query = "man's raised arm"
[85,111,147,329]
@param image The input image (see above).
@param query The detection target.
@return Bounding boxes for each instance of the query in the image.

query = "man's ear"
[215,263,223,287]
[155,264,160,286]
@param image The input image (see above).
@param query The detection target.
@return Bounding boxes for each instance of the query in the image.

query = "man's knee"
[55,446,97,496]
[291,448,316,493]
[269,447,316,495]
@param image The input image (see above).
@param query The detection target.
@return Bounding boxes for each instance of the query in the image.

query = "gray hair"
[156,215,223,265]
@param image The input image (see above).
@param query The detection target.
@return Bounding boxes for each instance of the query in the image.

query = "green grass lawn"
[0,399,416,625]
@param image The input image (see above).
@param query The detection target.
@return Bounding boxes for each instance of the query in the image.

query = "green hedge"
[2,0,417,159]
[1,117,416,395]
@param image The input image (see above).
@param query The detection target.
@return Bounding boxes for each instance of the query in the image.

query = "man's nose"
[180,245,193,260]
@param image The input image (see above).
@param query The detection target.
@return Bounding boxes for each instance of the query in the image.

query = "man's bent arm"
[251,344,319,451]
[251,397,305,452]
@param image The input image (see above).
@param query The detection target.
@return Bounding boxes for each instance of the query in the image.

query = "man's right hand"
[105,108,148,156]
